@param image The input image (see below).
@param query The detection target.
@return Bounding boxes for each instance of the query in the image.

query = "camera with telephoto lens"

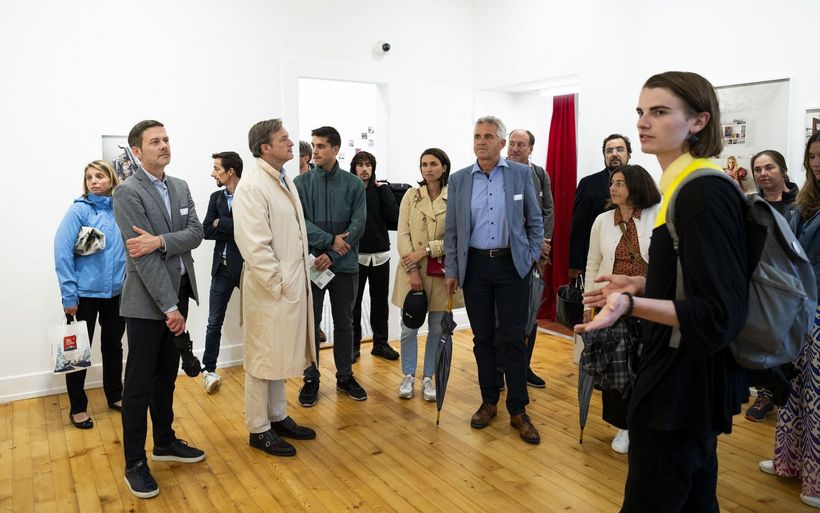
[172,331,201,377]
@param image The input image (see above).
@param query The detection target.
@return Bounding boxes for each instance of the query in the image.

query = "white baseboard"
[0,311,471,404]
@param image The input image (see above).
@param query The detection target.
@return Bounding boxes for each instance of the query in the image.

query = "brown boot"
[470,403,497,429]
[510,412,540,444]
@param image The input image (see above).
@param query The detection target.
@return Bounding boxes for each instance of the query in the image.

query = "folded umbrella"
[578,367,595,444]
[435,294,457,425]
[526,267,546,334]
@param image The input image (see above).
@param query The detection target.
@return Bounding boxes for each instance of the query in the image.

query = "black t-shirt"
[628,175,749,435]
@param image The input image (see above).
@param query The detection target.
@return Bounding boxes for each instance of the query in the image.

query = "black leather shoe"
[526,368,546,388]
[371,343,399,361]
[299,379,320,407]
[108,401,123,412]
[271,416,316,440]
[70,413,93,430]
[249,430,296,457]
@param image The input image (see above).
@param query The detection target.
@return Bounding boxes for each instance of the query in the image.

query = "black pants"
[621,427,719,513]
[305,272,358,382]
[353,260,390,347]
[602,389,629,430]
[462,252,530,415]
[66,295,125,414]
[121,275,191,467]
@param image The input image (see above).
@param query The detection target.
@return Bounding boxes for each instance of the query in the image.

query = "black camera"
[172,331,202,377]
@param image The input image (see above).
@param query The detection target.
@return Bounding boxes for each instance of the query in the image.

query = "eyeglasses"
[605,146,627,155]
[610,180,627,188]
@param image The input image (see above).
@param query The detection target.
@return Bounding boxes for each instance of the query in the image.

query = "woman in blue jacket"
[54,160,126,429]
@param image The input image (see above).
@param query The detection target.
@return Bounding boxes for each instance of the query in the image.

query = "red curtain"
[539,94,576,319]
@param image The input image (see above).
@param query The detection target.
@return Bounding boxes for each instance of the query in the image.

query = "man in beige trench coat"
[233,118,318,457]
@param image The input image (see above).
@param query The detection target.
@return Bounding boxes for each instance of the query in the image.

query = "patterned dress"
[772,304,820,498]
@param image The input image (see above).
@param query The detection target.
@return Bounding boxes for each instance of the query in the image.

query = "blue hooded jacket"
[54,194,126,307]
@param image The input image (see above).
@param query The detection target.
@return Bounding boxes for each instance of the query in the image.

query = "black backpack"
[384,182,412,231]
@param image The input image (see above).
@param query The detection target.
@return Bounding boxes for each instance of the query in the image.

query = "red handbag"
[426,256,445,277]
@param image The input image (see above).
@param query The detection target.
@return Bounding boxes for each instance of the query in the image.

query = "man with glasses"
[568,134,632,279]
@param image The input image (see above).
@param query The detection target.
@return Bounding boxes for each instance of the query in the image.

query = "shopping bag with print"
[52,314,92,374]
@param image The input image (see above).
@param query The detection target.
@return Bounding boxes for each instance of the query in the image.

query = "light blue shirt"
[222,189,234,259]
[469,158,510,249]
[143,168,186,277]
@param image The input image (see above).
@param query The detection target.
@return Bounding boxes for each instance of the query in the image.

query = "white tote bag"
[52,315,92,374]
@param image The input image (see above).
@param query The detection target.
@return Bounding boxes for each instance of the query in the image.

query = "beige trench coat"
[391,185,464,312]
[233,158,316,380]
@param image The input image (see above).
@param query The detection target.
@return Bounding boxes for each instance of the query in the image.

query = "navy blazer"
[203,189,243,286]
[444,158,543,286]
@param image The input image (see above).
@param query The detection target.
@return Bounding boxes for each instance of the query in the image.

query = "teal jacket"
[293,162,366,274]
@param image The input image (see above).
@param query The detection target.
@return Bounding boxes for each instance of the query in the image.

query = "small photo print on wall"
[102,135,141,182]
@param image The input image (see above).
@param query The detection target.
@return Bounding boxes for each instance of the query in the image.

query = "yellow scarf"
[655,154,723,228]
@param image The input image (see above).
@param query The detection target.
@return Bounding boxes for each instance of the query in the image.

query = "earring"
[686,133,699,145]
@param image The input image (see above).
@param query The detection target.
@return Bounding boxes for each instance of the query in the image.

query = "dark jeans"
[353,260,390,347]
[621,427,719,513]
[122,275,191,467]
[462,251,531,416]
[66,295,125,414]
[202,265,238,372]
[304,271,358,382]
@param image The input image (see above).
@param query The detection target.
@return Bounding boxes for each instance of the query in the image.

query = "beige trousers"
[244,372,287,434]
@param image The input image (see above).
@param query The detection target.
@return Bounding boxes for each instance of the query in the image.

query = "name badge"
[180,208,189,215]
[513,194,523,201]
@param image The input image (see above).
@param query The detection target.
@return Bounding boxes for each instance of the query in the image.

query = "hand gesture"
[313,253,332,272]
[574,292,630,333]
[126,226,161,258]
[582,274,643,309]
[332,232,351,255]
[402,249,426,268]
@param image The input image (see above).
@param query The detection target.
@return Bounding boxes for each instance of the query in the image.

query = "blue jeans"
[203,265,238,372]
[400,311,444,377]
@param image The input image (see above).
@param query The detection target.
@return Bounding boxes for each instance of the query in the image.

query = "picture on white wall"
[806,109,820,140]
[721,121,747,145]
[102,135,141,181]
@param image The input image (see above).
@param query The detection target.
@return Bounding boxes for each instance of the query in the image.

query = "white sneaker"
[422,377,436,402]
[801,494,820,508]
[203,371,222,394]
[398,374,414,399]
[611,429,629,454]
[758,460,776,475]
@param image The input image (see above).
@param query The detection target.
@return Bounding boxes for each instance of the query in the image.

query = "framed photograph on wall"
[721,121,747,145]
[806,109,820,141]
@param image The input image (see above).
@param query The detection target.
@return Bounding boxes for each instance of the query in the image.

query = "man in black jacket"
[349,151,399,362]
[201,151,243,394]
[568,134,631,279]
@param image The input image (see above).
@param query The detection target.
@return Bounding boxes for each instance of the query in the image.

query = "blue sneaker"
[124,460,159,499]
[151,439,206,463]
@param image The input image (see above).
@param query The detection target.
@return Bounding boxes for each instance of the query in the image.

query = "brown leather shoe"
[470,403,497,429]
[510,413,540,444]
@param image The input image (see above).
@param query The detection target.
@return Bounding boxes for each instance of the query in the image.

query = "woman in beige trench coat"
[391,148,464,401]
[233,120,317,456]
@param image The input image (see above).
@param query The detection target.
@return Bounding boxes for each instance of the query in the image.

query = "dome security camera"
[376,41,391,55]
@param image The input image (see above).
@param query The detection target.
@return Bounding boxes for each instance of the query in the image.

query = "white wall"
[7,0,820,401]
[0,0,477,401]
[474,91,553,168]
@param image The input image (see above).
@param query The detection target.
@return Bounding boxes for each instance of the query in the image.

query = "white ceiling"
[717,80,789,114]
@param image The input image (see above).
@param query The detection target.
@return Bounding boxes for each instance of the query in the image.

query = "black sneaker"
[249,430,296,457]
[371,343,399,361]
[151,439,206,463]
[299,379,320,407]
[337,377,368,401]
[526,368,546,388]
[745,395,775,422]
[124,460,159,499]
[271,416,316,440]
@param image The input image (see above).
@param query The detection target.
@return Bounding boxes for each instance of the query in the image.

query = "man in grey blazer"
[444,116,544,444]
[113,120,205,499]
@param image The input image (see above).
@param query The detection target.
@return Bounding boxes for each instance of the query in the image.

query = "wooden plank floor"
[0,330,810,512]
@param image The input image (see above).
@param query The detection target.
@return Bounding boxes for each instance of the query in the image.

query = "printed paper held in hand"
[309,255,335,289]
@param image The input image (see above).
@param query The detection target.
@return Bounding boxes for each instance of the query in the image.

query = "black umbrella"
[435,295,457,425]
[577,367,595,444]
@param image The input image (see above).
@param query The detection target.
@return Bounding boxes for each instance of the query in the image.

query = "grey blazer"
[444,158,543,286]
[113,169,204,320]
